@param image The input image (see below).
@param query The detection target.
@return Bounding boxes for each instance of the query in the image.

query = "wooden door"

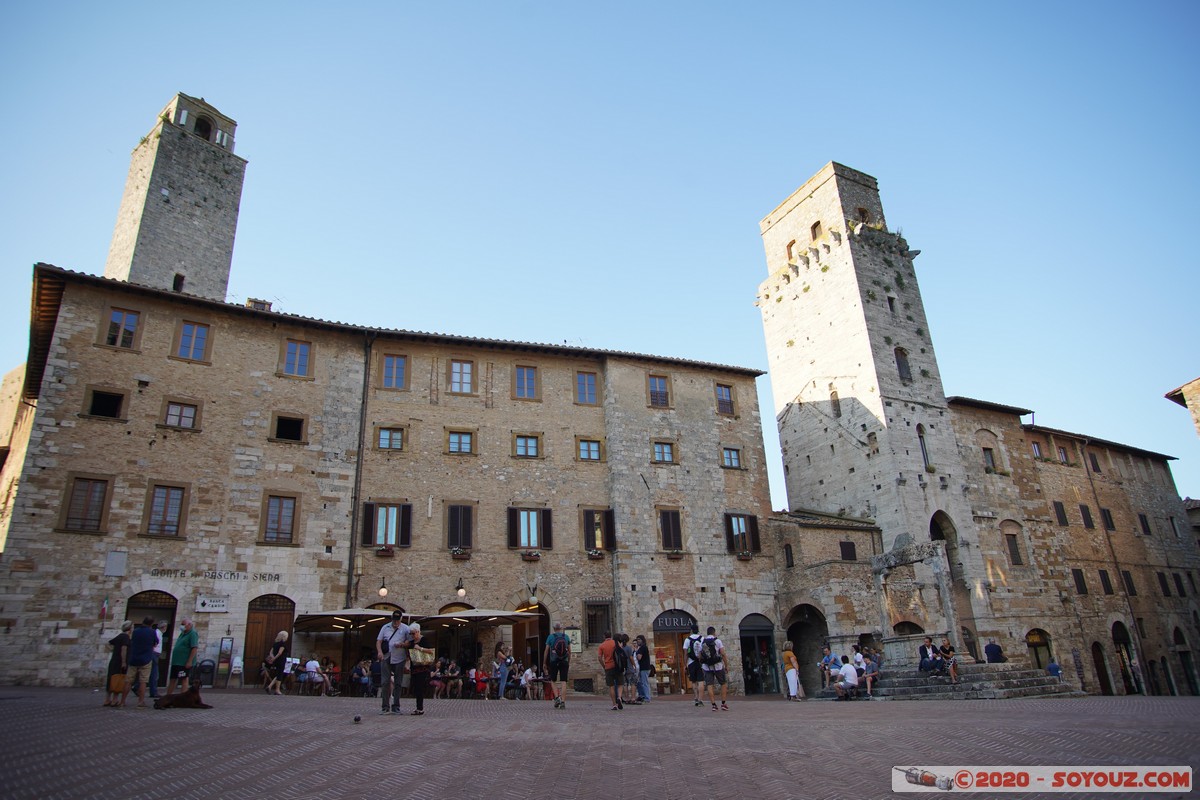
[245,595,295,686]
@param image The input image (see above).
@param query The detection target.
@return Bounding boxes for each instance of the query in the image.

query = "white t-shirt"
[838,662,858,686]
[153,628,164,655]
[852,651,864,667]
[521,668,535,686]
[699,637,725,672]
[305,659,321,675]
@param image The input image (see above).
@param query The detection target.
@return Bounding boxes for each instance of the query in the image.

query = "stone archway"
[126,590,178,691]
[1025,628,1052,670]
[738,613,778,695]
[651,608,698,696]
[245,594,295,687]
[1091,641,1114,695]
[785,604,828,698]
[1175,627,1198,696]
[1111,621,1140,695]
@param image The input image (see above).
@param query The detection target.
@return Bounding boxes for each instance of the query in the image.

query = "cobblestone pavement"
[0,687,1195,800]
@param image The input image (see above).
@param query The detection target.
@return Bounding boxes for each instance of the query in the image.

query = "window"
[1173,573,1187,597]
[377,427,404,451]
[175,321,210,361]
[172,273,185,292]
[514,434,540,458]
[262,494,298,544]
[585,602,612,645]
[895,348,912,383]
[1071,568,1088,595]
[1031,441,1042,458]
[715,384,735,415]
[659,509,682,551]
[1005,533,1023,566]
[648,375,671,408]
[513,365,539,400]
[1100,508,1115,531]
[449,359,474,394]
[1057,446,1069,464]
[576,371,598,405]
[582,508,616,551]
[446,504,473,549]
[577,438,603,462]
[282,339,312,377]
[810,220,822,240]
[887,296,897,314]
[381,354,407,390]
[839,541,857,561]
[785,240,797,262]
[164,401,198,429]
[1053,501,1069,526]
[784,543,794,568]
[508,508,552,549]
[271,414,306,443]
[652,441,675,464]
[983,448,996,472]
[63,476,110,531]
[362,502,412,547]
[1138,513,1152,536]
[830,391,842,418]
[1079,504,1095,529]
[1089,452,1102,473]
[722,448,742,469]
[86,389,125,419]
[857,207,870,223]
[146,484,186,536]
[447,430,474,454]
[1157,572,1171,597]
[917,424,930,470]
[1121,570,1137,595]
[105,308,140,349]
[724,513,761,553]
[1099,569,1114,595]
[1170,516,1180,538]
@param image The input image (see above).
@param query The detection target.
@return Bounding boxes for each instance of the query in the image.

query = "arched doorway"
[1025,629,1052,670]
[929,511,963,581]
[127,590,178,691]
[651,609,697,696]
[1091,642,1114,695]
[739,613,778,695]
[1111,622,1140,694]
[961,626,979,662]
[1175,627,1198,696]
[245,594,295,687]
[893,621,924,636]
[1160,657,1176,696]
[511,604,549,674]
[1147,660,1162,695]
[432,602,475,668]
[785,604,828,698]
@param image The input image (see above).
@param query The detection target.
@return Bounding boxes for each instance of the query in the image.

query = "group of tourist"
[103,616,199,708]
[816,643,885,700]
[918,636,960,683]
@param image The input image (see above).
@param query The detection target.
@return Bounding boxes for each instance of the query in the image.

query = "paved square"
[0,687,1195,799]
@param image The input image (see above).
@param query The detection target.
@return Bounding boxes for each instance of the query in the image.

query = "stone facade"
[1166,377,1200,440]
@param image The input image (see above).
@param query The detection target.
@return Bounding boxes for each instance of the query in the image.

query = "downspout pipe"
[344,331,377,609]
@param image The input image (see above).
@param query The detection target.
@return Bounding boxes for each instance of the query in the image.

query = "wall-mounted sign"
[196,594,229,613]
[564,626,583,653]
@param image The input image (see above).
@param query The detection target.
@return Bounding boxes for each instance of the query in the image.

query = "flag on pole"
[99,596,109,620]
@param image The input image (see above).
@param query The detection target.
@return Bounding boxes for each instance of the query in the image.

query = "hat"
[391,611,403,619]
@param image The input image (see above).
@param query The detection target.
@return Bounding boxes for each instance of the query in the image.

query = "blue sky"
[2,2,1197,507]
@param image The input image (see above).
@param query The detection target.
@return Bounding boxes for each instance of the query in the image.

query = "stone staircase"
[823,662,1084,701]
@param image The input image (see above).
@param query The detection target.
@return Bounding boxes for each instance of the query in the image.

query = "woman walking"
[408,623,434,715]
[265,631,289,695]
[782,641,805,701]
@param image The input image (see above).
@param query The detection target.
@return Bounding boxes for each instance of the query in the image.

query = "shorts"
[169,663,191,681]
[687,661,702,682]
[703,669,727,686]
[604,667,623,687]
[838,680,856,691]
[547,660,569,682]
[126,662,152,686]
[625,672,638,686]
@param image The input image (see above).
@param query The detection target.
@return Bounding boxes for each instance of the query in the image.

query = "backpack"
[550,634,570,663]
[697,636,721,666]
[612,641,629,672]
[684,634,701,664]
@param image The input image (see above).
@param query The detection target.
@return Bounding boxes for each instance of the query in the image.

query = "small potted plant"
[450,546,470,560]
[736,551,753,561]
[375,545,395,557]
[521,550,541,562]
[666,549,684,560]
[586,549,604,560]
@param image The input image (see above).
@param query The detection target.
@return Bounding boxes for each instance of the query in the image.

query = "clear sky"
[2,2,1197,508]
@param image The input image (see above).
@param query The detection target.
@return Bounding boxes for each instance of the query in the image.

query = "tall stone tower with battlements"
[758,162,990,638]
[103,93,246,301]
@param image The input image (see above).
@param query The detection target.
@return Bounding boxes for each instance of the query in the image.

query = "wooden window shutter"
[398,504,412,548]
[723,514,736,552]
[507,508,520,548]
[748,515,761,552]
[583,510,595,548]
[541,509,553,549]
[603,509,616,551]
[362,503,376,546]
[461,506,472,549]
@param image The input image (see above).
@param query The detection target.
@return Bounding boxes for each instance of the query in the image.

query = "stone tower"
[758,162,988,637]
[103,93,246,301]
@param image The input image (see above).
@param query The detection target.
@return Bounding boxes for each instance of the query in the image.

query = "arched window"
[193,116,213,141]
[783,543,794,568]
[810,221,823,241]
[895,348,912,383]
[857,207,870,223]
[786,240,796,262]
[917,424,930,469]
[830,391,841,418]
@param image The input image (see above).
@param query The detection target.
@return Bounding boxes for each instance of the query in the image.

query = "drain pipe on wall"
[344,331,377,609]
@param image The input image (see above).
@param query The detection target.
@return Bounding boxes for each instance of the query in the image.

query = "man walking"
[542,622,571,709]
[597,631,623,711]
[376,611,411,714]
[684,623,703,707]
[166,618,198,695]
[697,626,729,712]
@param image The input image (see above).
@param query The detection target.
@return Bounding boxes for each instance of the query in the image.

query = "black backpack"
[550,634,570,663]
[698,636,722,666]
[612,642,629,672]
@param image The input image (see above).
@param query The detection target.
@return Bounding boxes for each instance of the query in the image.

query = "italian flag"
[99,597,109,620]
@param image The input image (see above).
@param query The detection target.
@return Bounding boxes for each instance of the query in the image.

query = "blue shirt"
[129,625,157,667]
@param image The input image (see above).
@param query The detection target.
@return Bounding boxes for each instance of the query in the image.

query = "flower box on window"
[666,550,684,561]
[736,552,753,561]
[450,548,471,561]
[586,549,604,560]
[375,545,395,557]
[521,550,541,562]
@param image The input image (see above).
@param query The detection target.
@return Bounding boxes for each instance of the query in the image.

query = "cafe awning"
[417,609,538,628]
[293,608,422,633]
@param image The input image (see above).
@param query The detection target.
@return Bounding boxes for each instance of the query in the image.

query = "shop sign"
[148,568,281,582]
[196,594,230,613]
[652,609,696,632]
